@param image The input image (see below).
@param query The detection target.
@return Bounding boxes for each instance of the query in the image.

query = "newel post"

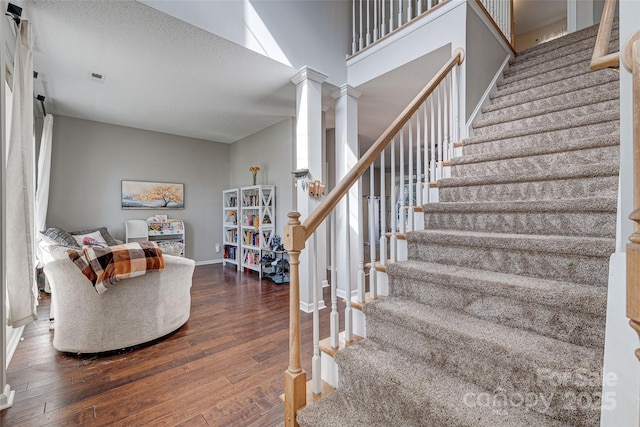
[284,211,306,426]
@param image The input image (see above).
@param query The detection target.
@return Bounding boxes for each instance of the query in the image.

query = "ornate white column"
[291,66,328,312]
[332,84,361,300]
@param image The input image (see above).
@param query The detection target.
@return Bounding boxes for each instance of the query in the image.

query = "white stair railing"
[286,50,465,426]
[351,0,513,56]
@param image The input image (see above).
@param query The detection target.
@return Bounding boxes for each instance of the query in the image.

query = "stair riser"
[439,175,618,204]
[474,100,619,138]
[463,121,619,156]
[478,83,619,129]
[407,241,611,286]
[364,317,601,425]
[505,32,609,77]
[452,146,619,178]
[391,275,606,348]
[424,210,616,238]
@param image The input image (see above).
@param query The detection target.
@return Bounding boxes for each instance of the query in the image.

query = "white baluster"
[443,77,450,163]
[390,137,397,262]
[359,0,364,51]
[428,0,433,11]
[399,128,405,233]
[380,148,387,269]
[358,176,366,304]
[369,163,377,299]
[448,74,454,160]
[437,84,443,181]
[423,102,429,203]
[408,117,414,232]
[390,0,395,32]
[312,232,321,394]
[366,0,371,46]
[453,65,459,145]
[352,0,357,54]
[381,0,386,37]
[430,95,436,183]
[417,0,422,15]
[373,0,378,41]
[398,0,403,29]
[416,106,422,207]
[330,210,339,348]
[345,192,353,342]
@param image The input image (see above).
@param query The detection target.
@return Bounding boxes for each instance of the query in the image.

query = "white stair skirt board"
[6,325,24,368]
[353,308,366,338]
[443,165,451,179]
[397,239,408,262]
[429,187,439,203]
[321,352,339,388]
[376,271,389,296]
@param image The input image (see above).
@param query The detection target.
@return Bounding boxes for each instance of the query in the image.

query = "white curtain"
[6,21,37,328]
[35,114,53,233]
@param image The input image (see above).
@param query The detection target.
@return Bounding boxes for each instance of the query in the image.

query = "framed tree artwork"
[121,180,185,209]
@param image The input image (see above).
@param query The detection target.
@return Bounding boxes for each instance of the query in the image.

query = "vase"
[252,173,257,185]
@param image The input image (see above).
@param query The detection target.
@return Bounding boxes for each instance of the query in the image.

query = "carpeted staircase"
[298,21,619,427]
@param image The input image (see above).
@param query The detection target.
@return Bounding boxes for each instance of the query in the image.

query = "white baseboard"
[6,325,24,368]
[195,259,223,266]
[0,385,15,410]
[300,300,327,313]
[336,288,357,300]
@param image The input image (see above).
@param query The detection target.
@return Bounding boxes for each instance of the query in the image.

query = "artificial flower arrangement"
[249,166,260,185]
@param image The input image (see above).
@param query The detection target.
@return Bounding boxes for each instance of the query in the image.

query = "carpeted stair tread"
[297,392,381,427]
[311,341,565,427]
[387,259,606,317]
[439,162,618,188]
[475,83,619,130]
[463,110,618,148]
[387,260,606,347]
[494,54,617,99]
[514,17,616,61]
[504,26,617,77]
[408,229,614,258]
[453,134,618,166]
[421,198,616,214]
[362,300,602,424]
[364,297,601,373]
[473,99,618,138]
[487,69,618,111]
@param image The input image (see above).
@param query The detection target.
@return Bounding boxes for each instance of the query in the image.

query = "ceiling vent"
[89,72,105,83]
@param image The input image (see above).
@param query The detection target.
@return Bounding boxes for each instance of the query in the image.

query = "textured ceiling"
[18,0,300,143]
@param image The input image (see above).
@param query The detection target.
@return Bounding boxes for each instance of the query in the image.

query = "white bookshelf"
[222,188,240,270]
[239,185,275,279]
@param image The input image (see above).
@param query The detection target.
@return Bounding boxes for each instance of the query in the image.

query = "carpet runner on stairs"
[298,20,619,427]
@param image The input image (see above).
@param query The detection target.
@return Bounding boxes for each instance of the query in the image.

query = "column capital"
[291,66,328,85]
[331,84,361,100]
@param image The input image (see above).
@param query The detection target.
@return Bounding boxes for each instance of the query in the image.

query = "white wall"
[229,117,295,239]
[140,0,351,86]
[515,18,567,52]
[465,2,512,122]
[46,116,230,263]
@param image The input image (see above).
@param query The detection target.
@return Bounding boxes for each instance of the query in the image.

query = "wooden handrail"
[301,47,465,241]
[283,47,465,426]
[590,0,619,71]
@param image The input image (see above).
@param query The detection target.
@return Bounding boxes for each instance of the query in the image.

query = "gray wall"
[47,116,230,263]
[465,3,511,122]
[229,118,295,239]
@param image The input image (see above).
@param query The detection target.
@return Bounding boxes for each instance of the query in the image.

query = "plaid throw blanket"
[68,241,165,294]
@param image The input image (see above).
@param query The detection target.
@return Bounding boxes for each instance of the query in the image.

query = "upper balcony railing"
[350,0,513,56]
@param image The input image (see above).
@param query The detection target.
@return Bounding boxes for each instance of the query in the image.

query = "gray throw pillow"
[70,227,118,246]
[42,227,80,248]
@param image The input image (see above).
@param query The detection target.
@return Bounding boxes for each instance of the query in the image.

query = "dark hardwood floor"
[1,264,338,426]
